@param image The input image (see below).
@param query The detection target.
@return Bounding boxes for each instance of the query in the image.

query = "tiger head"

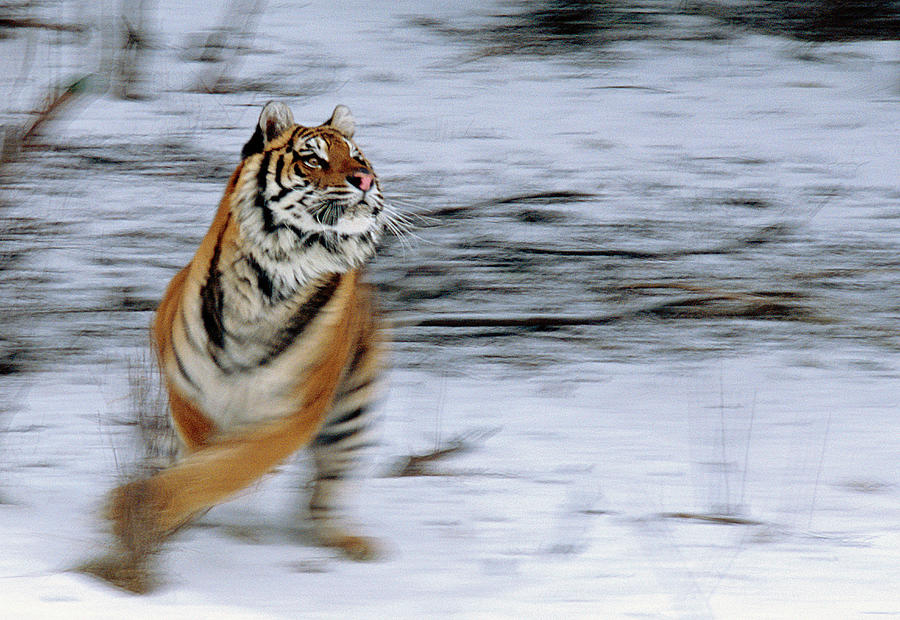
[233,101,388,281]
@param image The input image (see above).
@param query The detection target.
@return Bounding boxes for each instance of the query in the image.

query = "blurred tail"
[110,401,330,537]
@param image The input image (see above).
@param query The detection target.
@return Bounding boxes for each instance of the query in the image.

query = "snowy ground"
[1,1,898,618]
[3,358,899,618]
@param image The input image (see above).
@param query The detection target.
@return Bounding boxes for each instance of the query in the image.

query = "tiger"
[88,101,392,593]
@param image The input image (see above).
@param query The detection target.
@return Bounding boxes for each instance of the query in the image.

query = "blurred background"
[0,2,898,614]
[0,0,897,383]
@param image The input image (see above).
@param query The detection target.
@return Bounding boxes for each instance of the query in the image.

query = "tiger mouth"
[309,197,374,228]
[310,200,346,227]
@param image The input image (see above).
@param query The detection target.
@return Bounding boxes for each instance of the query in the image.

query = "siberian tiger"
[91,101,391,592]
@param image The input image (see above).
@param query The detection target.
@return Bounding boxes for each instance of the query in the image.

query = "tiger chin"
[82,102,391,593]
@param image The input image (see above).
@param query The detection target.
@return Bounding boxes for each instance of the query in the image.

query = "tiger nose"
[347,170,374,192]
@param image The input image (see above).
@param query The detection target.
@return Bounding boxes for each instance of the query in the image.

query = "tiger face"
[233,103,387,291]
[263,108,384,235]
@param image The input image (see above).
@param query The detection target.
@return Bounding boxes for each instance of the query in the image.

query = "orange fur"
[148,166,243,450]
[96,104,389,592]
[120,270,364,536]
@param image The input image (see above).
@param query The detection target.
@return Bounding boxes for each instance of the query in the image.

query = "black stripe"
[287,224,308,240]
[240,126,265,159]
[300,231,338,253]
[290,126,306,143]
[271,185,295,204]
[178,304,205,355]
[302,232,323,249]
[274,154,285,188]
[200,245,226,349]
[172,342,200,390]
[314,440,377,453]
[345,333,372,377]
[329,406,366,427]
[336,377,374,400]
[245,254,275,300]
[264,273,341,361]
[256,152,275,232]
[312,427,358,447]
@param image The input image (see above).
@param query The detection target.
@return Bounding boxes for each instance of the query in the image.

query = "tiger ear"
[324,105,355,139]
[241,101,295,159]
[258,101,295,143]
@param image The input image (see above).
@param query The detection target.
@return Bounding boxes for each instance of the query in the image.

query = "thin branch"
[658,512,764,526]
[2,75,91,165]
[0,18,87,33]
[387,427,499,477]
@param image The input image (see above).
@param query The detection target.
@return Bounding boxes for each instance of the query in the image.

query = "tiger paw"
[315,529,382,561]
[77,553,157,594]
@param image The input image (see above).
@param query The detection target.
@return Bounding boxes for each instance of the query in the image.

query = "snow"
[3,360,898,617]
[1,1,898,618]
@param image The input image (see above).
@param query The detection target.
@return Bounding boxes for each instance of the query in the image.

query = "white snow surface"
[3,360,899,618]
[1,1,898,618]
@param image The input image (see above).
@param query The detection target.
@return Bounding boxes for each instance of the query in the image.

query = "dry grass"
[124,354,177,475]
[79,353,176,593]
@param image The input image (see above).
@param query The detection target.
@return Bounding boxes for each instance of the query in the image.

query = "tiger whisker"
[383,202,440,228]
[379,204,427,252]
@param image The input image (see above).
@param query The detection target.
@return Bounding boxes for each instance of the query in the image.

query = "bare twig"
[0,18,87,33]
[388,427,499,477]
[1,75,91,166]
[658,512,764,526]
[110,0,154,100]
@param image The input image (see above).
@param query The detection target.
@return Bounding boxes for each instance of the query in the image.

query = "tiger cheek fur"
[89,101,390,593]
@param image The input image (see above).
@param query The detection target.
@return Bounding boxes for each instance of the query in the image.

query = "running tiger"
[89,102,394,592]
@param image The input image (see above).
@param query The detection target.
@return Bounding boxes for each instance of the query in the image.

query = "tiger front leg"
[307,423,381,561]
[308,474,381,561]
